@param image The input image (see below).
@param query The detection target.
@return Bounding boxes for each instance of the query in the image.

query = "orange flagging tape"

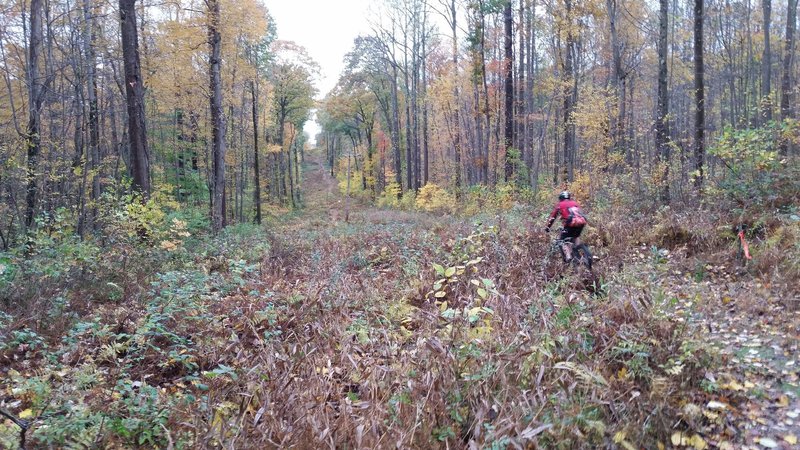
[738,230,752,260]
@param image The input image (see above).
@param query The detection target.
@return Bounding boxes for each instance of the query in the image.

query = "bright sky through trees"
[265,0,373,142]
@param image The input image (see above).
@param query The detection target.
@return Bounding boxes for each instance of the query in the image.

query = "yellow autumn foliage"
[415,183,455,213]
[567,171,592,203]
[377,182,402,208]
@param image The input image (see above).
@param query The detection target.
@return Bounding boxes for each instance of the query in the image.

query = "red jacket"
[547,199,580,227]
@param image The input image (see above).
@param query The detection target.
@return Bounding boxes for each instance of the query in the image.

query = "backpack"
[566,206,587,227]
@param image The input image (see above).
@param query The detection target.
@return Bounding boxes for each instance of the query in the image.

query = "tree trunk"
[120,0,150,200]
[693,0,705,193]
[780,0,798,155]
[345,145,352,222]
[607,0,625,156]
[562,0,576,183]
[251,80,261,223]
[404,62,414,192]
[526,0,536,184]
[208,0,226,232]
[762,0,773,122]
[483,7,491,184]
[503,0,514,182]
[84,0,100,228]
[390,65,403,192]
[24,0,44,227]
[450,0,462,197]
[293,131,300,205]
[422,27,430,186]
[656,0,671,202]
[517,0,526,164]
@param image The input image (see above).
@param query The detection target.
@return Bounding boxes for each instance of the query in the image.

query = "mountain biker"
[544,191,587,263]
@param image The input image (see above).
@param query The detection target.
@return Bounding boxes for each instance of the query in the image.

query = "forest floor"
[2,150,798,449]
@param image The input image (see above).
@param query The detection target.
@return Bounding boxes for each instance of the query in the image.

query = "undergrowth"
[1,174,799,448]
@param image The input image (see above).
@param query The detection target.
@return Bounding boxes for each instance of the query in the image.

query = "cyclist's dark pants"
[560,225,584,244]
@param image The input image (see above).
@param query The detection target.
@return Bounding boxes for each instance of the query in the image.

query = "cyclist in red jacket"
[544,191,587,262]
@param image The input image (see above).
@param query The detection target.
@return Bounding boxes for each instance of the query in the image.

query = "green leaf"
[477,288,488,299]
[444,267,456,278]
[433,263,445,276]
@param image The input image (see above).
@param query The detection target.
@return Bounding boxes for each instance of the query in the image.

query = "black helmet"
[558,191,571,201]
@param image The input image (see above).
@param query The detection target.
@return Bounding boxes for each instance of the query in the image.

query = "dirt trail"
[298,149,382,226]
[694,292,800,448]
[300,151,340,212]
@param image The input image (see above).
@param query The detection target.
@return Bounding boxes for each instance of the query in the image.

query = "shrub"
[377,181,402,208]
[709,122,798,208]
[415,183,454,213]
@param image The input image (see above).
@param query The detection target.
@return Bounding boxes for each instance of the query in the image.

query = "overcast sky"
[265,0,374,142]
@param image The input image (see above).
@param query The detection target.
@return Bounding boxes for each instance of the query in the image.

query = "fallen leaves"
[755,437,778,448]
[671,431,708,449]
[706,400,727,410]
[613,431,637,450]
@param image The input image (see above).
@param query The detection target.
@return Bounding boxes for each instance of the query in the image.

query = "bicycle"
[542,229,593,278]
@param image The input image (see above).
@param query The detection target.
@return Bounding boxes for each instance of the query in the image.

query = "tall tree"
[83,0,101,228]
[516,0,526,165]
[762,0,773,122]
[693,0,705,192]
[561,0,577,183]
[606,0,624,154]
[208,0,226,232]
[24,0,45,227]
[251,75,262,224]
[503,0,514,181]
[656,0,671,202]
[780,0,798,155]
[119,0,151,199]
[421,16,430,186]
[445,0,463,195]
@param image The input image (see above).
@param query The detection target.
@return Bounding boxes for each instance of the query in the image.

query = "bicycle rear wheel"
[573,244,593,270]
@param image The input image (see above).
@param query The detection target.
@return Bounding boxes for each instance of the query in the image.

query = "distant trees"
[317,0,797,205]
[1,0,799,243]
[0,0,315,243]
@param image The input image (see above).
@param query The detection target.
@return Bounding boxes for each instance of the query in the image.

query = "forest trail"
[299,150,342,217]
[283,150,800,448]
[690,288,800,447]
